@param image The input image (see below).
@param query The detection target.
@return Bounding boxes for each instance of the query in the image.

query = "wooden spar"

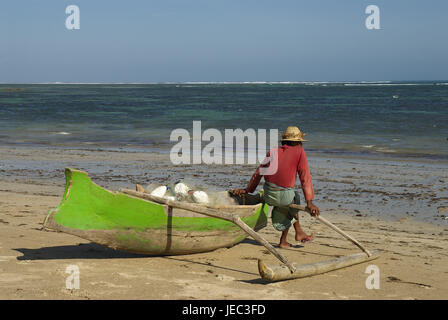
[289,204,372,257]
[256,204,379,281]
[258,250,380,282]
[120,189,296,273]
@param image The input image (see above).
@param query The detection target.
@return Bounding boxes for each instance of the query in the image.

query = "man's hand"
[232,188,247,197]
[306,200,320,217]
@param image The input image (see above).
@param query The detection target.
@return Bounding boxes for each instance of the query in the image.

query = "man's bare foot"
[279,242,293,248]
[136,184,145,193]
[295,233,314,243]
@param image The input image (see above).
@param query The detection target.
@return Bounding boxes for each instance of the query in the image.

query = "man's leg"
[272,207,294,248]
[279,227,292,248]
[290,191,313,242]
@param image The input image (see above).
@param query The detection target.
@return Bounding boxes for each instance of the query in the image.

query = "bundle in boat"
[258,250,380,282]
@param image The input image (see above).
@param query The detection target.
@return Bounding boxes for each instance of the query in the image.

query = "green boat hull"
[44,168,269,255]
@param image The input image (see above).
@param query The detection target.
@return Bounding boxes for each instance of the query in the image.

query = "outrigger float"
[44,168,379,282]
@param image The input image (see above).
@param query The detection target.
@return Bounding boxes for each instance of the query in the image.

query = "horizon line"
[1,80,447,85]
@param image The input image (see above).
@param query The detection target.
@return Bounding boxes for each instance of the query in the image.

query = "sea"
[1,81,447,160]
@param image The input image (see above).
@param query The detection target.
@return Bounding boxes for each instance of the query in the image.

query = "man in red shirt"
[233,126,320,248]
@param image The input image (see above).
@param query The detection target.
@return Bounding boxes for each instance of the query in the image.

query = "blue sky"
[1,0,447,82]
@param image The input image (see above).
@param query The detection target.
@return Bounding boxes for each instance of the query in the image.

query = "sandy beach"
[2,0,447,304]
[0,146,447,300]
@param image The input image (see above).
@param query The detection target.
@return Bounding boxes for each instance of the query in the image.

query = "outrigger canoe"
[44,168,269,255]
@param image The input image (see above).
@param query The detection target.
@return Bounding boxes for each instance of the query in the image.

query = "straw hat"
[281,126,307,142]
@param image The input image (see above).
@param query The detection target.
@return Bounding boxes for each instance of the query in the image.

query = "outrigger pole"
[120,189,296,273]
[289,204,372,257]
[256,204,379,282]
[120,189,379,282]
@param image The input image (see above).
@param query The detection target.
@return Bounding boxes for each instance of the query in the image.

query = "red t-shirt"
[246,145,315,201]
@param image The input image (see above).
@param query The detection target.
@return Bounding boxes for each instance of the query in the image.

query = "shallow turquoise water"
[0,82,447,159]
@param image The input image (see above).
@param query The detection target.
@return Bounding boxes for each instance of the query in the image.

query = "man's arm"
[233,151,270,196]
[233,165,263,196]
[298,149,320,216]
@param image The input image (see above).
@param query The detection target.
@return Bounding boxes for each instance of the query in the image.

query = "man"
[233,126,320,248]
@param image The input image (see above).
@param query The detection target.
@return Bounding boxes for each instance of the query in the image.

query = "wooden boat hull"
[44,168,269,255]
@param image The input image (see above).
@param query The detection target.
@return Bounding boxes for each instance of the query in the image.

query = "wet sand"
[0,146,447,299]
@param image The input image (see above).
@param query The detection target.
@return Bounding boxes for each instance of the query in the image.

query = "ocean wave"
[50,131,72,135]
[182,81,311,85]
[374,147,397,153]
[344,83,430,86]
[12,81,441,87]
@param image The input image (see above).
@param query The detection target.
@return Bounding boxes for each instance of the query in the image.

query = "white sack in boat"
[192,191,209,204]
[150,186,167,198]
[174,182,189,196]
